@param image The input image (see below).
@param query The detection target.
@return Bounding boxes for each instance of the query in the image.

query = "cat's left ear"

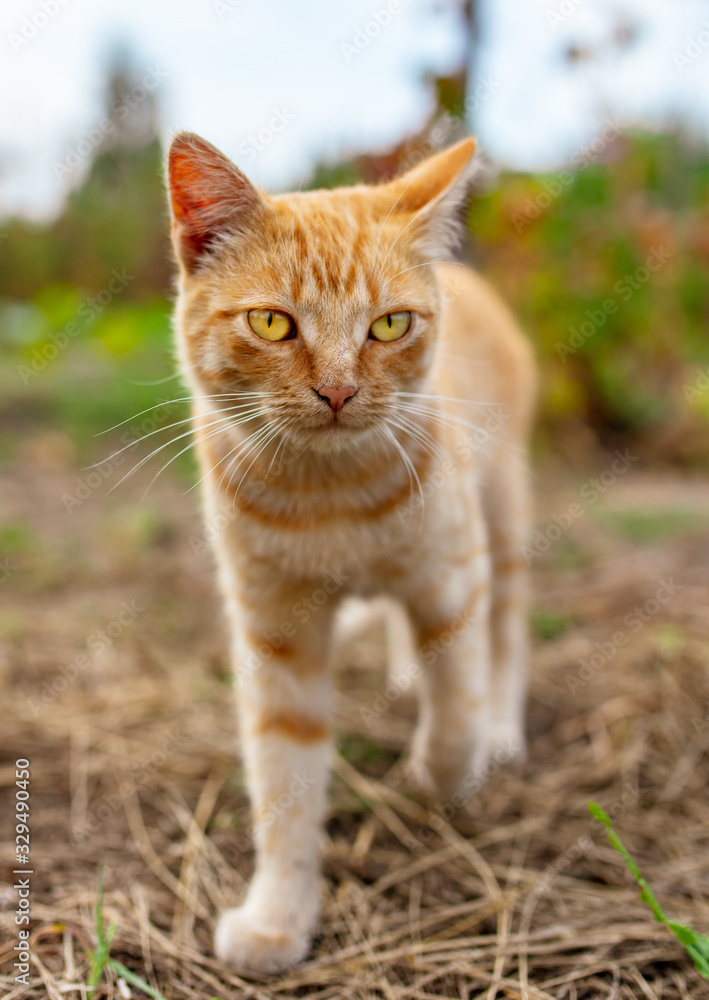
[381,138,476,258]
[167,131,265,273]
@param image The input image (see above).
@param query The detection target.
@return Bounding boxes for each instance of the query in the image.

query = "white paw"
[407,733,474,803]
[408,724,524,806]
[406,747,439,798]
[215,906,312,974]
[487,720,526,763]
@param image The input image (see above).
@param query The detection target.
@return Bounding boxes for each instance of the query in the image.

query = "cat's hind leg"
[404,546,493,803]
[481,456,531,761]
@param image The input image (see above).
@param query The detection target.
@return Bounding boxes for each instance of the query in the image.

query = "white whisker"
[379,197,443,274]
[391,260,466,279]
[381,422,424,530]
[396,402,530,473]
[231,418,290,503]
[373,181,413,267]
[139,416,260,499]
[86,400,266,470]
[394,391,497,408]
[390,411,448,466]
[222,421,283,500]
[95,391,274,436]
[108,408,265,494]
[266,421,294,479]
[189,416,277,495]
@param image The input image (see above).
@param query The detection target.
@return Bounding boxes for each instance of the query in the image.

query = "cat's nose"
[316,384,357,412]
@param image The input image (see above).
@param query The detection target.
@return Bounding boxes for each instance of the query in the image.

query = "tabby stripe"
[255,711,329,744]
[416,582,486,645]
[227,449,433,529]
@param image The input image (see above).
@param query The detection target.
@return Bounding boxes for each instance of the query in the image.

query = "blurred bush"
[471,130,709,465]
[2,68,708,466]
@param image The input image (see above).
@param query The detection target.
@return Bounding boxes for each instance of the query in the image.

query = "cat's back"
[433,262,536,443]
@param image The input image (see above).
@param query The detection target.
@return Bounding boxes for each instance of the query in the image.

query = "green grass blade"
[105,919,117,948]
[589,801,709,979]
[108,958,168,1000]
[86,947,105,995]
[668,922,709,976]
[87,871,107,996]
[95,866,105,944]
[588,802,666,921]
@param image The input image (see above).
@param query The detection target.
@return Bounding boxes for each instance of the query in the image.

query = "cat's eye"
[369,311,412,343]
[247,309,295,341]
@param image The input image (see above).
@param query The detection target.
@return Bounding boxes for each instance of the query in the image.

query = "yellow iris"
[369,311,412,342]
[247,309,295,341]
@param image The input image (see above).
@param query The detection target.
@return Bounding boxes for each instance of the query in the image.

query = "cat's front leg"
[215,582,336,974]
[405,556,492,803]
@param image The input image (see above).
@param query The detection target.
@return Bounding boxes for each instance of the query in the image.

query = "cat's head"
[167,131,474,451]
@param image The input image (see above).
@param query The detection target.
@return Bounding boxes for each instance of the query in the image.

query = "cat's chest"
[208,466,474,589]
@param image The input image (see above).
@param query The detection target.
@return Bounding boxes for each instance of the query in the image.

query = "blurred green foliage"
[1,79,708,468]
[594,506,709,543]
[531,609,574,641]
[469,130,709,463]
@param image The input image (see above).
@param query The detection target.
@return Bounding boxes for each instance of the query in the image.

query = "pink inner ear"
[167,134,263,270]
[169,151,219,235]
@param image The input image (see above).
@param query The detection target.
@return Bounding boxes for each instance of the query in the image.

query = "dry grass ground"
[1,424,709,999]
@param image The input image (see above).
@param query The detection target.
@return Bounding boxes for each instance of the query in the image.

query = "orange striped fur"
[167,132,535,974]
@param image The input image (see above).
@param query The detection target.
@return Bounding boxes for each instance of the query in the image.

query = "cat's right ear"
[167,132,264,273]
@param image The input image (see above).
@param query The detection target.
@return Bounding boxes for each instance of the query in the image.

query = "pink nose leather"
[316,384,357,412]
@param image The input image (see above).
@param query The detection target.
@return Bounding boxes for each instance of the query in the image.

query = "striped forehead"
[270,196,394,307]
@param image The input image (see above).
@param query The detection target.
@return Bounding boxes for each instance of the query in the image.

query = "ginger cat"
[166,131,535,974]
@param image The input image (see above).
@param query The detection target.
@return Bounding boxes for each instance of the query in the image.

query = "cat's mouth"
[294,402,384,450]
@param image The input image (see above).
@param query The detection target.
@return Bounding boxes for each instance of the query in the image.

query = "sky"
[1,0,709,220]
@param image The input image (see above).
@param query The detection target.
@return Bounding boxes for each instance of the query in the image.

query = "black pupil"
[387,314,392,327]
[267,312,273,327]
